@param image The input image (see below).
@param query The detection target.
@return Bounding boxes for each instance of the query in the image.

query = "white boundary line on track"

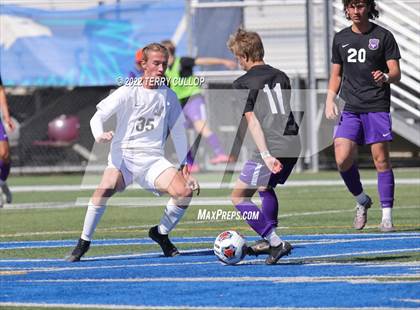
[2,259,420,273]
[0,302,414,310]
[1,247,420,264]
[2,235,419,250]
[12,274,420,284]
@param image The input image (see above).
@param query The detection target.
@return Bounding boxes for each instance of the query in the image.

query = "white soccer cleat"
[380,219,395,232]
[353,196,372,230]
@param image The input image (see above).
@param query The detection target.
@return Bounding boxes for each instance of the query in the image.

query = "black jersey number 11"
[263,83,286,115]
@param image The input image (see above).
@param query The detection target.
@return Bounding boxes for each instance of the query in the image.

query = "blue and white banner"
[0,1,185,86]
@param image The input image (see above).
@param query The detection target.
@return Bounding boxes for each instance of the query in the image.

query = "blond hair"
[142,43,169,62]
[227,29,264,62]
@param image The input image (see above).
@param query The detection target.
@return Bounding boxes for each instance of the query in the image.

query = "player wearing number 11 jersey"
[325,0,401,232]
[227,29,301,264]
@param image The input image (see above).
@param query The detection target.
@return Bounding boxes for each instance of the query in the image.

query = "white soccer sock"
[158,198,186,235]
[81,201,106,241]
[382,207,392,221]
[265,228,282,247]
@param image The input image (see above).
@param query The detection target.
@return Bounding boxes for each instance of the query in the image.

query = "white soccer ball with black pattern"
[214,230,247,265]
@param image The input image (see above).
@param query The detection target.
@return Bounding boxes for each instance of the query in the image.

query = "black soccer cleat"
[66,238,91,262]
[148,225,180,257]
[246,239,270,256]
[265,241,292,265]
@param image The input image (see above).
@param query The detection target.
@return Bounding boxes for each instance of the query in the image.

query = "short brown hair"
[142,43,169,62]
[227,28,264,62]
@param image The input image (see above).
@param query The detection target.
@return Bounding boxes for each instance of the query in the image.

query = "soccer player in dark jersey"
[325,0,401,232]
[227,29,301,264]
[161,40,236,172]
[0,76,15,207]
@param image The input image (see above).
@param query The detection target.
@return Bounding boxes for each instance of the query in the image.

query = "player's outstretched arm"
[325,63,342,120]
[195,57,237,69]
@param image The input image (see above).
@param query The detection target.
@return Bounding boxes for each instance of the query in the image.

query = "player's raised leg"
[231,179,291,264]
[149,166,194,257]
[66,168,125,262]
[335,137,372,229]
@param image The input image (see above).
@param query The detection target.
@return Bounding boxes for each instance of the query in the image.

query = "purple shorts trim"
[334,111,392,145]
[239,158,297,188]
[183,95,206,128]
[0,121,8,141]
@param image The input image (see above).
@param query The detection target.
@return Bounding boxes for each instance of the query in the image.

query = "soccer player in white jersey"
[67,43,199,262]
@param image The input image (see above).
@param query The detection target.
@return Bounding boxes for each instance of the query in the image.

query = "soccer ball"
[214,230,247,265]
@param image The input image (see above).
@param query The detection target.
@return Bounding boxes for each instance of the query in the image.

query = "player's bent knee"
[231,193,244,206]
[0,149,9,161]
[373,157,391,172]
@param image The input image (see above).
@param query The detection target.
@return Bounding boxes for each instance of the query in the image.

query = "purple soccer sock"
[205,133,224,156]
[378,170,394,208]
[235,201,272,237]
[0,159,10,182]
[258,189,279,228]
[186,151,195,165]
[340,164,363,196]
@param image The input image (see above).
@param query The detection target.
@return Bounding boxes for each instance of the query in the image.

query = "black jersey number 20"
[263,83,286,115]
[347,48,366,63]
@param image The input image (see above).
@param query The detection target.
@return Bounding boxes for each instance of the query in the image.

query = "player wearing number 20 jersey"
[332,23,400,113]
[326,0,401,233]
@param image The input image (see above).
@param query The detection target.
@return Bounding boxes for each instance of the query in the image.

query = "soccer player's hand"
[325,101,339,120]
[263,156,283,174]
[371,70,386,86]
[96,131,114,143]
[187,176,200,196]
[181,165,200,195]
[4,117,15,132]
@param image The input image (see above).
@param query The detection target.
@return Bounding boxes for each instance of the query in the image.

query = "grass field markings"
[8,178,420,192]
[9,274,420,284]
[2,234,419,251]
[1,205,418,239]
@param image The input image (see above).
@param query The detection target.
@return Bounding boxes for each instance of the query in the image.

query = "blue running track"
[1,233,419,309]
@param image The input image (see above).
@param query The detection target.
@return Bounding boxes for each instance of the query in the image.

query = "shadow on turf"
[79,249,215,262]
